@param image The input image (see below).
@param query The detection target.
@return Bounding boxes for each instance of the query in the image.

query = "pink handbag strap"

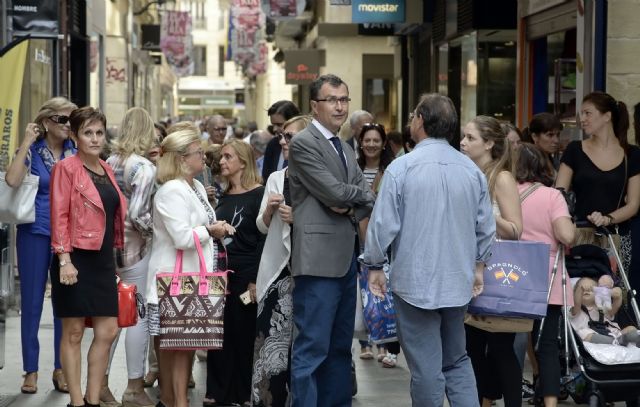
[171,230,209,296]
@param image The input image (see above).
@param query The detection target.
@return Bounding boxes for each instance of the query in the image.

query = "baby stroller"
[541,223,640,406]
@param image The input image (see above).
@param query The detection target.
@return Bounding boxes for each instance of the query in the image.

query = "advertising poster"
[160,11,194,77]
[0,39,30,168]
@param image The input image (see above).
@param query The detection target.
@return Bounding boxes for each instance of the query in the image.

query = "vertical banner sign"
[262,0,301,19]
[160,11,194,77]
[231,0,267,78]
[0,39,30,168]
[352,0,405,23]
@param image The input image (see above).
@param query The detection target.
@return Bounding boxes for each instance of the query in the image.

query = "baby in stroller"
[571,277,640,346]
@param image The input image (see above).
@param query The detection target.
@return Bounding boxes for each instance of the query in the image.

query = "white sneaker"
[382,353,397,368]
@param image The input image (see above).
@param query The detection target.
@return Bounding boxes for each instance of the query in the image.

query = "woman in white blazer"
[251,115,312,407]
[146,125,234,407]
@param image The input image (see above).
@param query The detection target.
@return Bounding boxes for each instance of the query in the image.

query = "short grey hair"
[415,94,458,141]
[249,130,270,154]
[349,110,374,129]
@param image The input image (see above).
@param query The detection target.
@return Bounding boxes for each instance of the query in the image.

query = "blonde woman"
[5,97,77,395]
[98,107,157,407]
[460,115,523,407]
[205,139,265,407]
[146,125,233,407]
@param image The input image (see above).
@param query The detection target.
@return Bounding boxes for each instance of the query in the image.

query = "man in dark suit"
[261,100,300,182]
[288,74,374,406]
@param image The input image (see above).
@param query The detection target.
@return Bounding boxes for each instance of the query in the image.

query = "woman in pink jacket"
[50,107,127,407]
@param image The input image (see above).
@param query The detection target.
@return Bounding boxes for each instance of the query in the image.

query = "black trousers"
[533,305,561,398]
[466,325,522,407]
[206,293,257,404]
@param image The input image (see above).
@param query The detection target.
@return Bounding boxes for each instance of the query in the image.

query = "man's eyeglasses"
[50,115,70,124]
[408,112,416,122]
[277,132,294,143]
[183,149,204,157]
[314,97,351,106]
[210,127,227,132]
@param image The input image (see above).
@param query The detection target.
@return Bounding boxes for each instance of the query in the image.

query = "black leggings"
[466,325,522,407]
[533,305,561,398]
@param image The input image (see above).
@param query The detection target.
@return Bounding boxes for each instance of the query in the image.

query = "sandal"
[377,348,388,362]
[359,346,374,360]
[143,371,158,388]
[53,369,69,393]
[21,371,38,394]
[202,398,217,407]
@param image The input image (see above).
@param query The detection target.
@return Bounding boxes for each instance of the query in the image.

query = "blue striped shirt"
[362,138,495,309]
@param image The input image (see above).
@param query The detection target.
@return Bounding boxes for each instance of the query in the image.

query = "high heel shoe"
[85,398,100,407]
[53,369,70,393]
[21,372,38,394]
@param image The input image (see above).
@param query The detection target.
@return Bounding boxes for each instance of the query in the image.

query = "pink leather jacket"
[50,155,127,254]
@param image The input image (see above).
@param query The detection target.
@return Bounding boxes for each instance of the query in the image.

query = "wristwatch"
[59,259,70,268]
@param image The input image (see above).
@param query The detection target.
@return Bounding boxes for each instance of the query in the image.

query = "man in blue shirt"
[362,93,495,406]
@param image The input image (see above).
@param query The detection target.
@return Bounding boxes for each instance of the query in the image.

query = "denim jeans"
[394,295,479,407]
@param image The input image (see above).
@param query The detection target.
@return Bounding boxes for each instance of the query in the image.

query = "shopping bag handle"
[171,230,208,296]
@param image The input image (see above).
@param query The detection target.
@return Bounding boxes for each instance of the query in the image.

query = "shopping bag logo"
[488,262,528,287]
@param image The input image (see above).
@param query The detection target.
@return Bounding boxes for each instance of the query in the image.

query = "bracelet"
[605,214,614,225]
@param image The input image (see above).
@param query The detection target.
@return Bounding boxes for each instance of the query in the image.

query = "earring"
[45,127,49,132]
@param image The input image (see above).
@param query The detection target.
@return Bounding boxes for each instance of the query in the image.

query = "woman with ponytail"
[556,92,640,272]
[460,115,523,407]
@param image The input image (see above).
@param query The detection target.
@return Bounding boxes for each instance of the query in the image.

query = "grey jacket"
[288,122,374,278]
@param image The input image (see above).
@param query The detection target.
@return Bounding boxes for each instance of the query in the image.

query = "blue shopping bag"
[359,266,397,344]
[468,240,550,319]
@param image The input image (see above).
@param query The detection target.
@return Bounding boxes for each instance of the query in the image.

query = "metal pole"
[0,0,7,47]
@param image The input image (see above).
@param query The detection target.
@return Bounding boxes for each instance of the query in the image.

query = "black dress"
[51,168,120,318]
[207,186,266,405]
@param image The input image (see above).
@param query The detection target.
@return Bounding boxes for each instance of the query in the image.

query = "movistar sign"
[352,0,405,23]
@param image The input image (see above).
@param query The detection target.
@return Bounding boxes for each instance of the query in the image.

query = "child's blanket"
[583,341,640,365]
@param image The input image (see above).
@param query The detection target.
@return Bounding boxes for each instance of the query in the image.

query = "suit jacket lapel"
[309,124,348,182]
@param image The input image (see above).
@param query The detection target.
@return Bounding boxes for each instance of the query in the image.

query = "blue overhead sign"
[352,0,405,23]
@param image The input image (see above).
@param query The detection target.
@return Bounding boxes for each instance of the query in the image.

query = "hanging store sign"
[160,11,194,77]
[284,50,323,85]
[11,0,59,36]
[352,0,404,24]
[141,25,161,52]
[358,23,395,35]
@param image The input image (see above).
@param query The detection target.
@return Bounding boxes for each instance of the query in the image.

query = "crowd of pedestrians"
[6,72,640,407]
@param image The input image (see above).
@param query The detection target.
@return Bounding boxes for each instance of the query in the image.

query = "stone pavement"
[0,297,624,407]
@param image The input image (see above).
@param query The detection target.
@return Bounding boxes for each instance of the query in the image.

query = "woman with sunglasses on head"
[50,107,128,407]
[250,115,312,406]
[5,97,77,396]
[355,122,401,366]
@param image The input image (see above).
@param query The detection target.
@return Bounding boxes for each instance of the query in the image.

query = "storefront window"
[477,39,517,123]
[364,78,391,129]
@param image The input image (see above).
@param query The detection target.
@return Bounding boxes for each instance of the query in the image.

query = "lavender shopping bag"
[468,240,550,319]
[359,266,397,344]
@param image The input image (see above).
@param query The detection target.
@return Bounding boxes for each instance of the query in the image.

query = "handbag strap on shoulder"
[519,182,543,203]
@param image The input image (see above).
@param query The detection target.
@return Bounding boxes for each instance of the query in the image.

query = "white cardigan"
[256,169,291,302]
[146,179,216,304]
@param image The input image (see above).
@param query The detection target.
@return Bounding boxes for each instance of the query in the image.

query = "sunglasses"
[50,115,70,124]
[277,132,294,143]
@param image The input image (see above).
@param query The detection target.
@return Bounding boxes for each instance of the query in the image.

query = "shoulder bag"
[0,152,38,224]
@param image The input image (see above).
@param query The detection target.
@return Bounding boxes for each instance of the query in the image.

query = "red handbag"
[85,278,140,328]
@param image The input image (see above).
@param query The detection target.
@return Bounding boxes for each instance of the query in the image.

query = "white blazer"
[146,178,216,304]
[256,169,291,302]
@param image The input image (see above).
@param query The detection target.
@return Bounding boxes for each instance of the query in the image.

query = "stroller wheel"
[559,385,569,401]
[589,393,603,407]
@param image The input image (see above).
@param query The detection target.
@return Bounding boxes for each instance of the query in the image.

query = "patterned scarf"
[34,139,75,173]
